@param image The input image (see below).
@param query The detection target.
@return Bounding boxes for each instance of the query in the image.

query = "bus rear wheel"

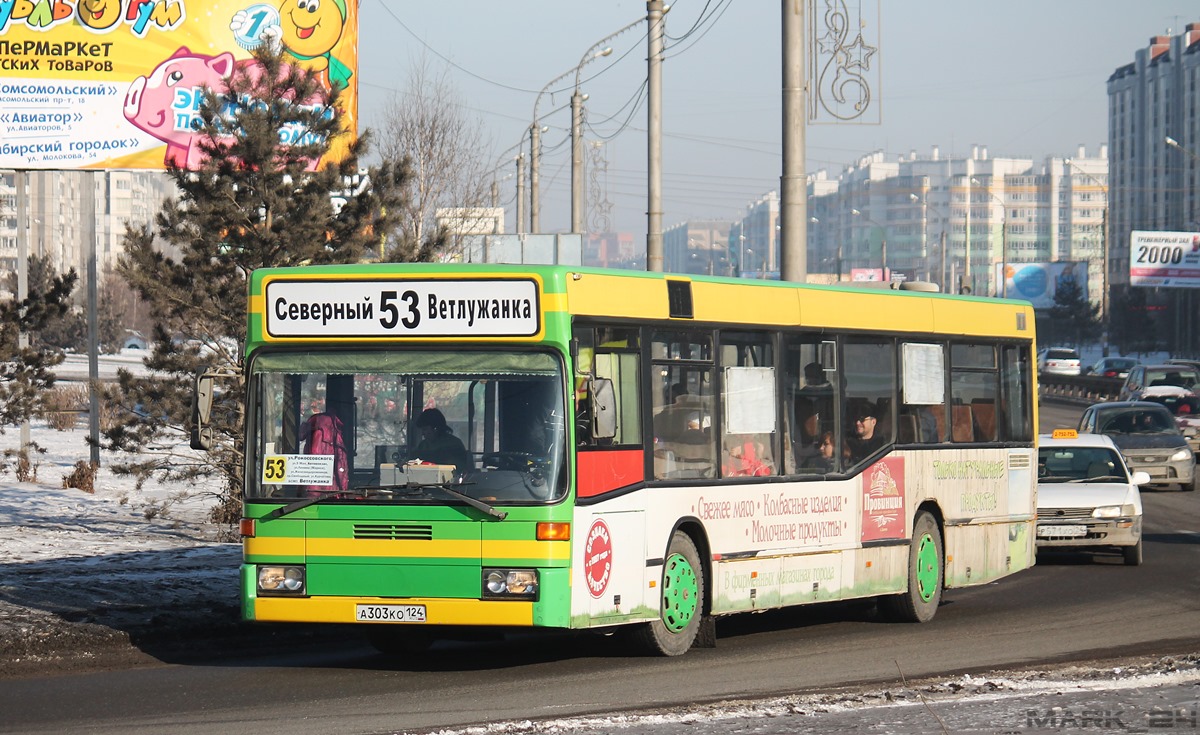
[879,511,942,623]
[632,531,704,656]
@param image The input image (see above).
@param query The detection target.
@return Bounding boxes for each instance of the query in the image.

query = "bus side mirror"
[591,378,617,440]
[191,373,216,450]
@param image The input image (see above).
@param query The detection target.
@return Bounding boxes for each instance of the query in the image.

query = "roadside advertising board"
[0,0,358,170]
[994,261,1089,309]
[1129,230,1200,289]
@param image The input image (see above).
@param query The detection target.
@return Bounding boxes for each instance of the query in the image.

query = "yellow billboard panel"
[0,0,358,170]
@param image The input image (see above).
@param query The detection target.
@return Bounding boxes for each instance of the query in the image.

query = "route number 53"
[378,290,420,330]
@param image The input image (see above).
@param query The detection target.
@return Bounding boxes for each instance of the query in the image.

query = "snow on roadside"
[0,414,240,662]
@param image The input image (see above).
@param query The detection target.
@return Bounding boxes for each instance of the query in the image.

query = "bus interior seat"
[951,405,974,442]
[971,400,997,441]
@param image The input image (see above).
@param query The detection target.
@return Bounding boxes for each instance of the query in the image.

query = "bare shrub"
[42,385,88,431]
[15,450,36,482]
[62,460,97,493]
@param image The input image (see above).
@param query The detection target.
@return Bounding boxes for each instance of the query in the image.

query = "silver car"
[1078,401,1196,491]
[1038,347,1081,376]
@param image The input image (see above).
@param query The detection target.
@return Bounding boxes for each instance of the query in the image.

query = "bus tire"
[879,511,942,623]
[632,531,704,656]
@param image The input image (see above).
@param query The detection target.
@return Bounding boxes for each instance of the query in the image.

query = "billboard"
[1129,230,1200,288]
[0,0,358,170]
[995,262,1089,310]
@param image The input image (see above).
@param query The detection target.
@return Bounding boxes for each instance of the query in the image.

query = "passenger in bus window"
[413,408,472,473]
[802,431,837,472]
[846,403,885,464]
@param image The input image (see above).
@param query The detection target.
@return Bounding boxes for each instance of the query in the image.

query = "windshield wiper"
[263,482,507,522]
[264,487,367,521]
[415,481,507,520]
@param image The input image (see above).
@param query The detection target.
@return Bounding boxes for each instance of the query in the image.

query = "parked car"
[1037,430,1147,565]
[1037,347,1082,376]
[1077,401,1196,491]
[1118,363,1200,401]
[1082,356,1138,379]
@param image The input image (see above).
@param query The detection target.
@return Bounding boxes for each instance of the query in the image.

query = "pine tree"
[1046,277,1101,347]
[0,263,77,431]
[104,46,413,525]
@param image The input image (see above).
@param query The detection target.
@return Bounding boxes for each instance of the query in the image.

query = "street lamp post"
[852,208,887,280]
[973,178,1008,298]
[962,176,973,294]
[530,47,614,234]
[1066,156,1110,355]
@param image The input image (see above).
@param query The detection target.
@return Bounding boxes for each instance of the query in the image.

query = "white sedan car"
[1037,430,1148,566]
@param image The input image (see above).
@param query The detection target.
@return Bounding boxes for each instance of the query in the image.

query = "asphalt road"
[0,402,1196,735]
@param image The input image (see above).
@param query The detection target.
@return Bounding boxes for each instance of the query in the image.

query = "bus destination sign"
[263,278,542,339]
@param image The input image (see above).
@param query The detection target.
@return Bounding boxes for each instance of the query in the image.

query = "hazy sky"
[356,1,1199,240]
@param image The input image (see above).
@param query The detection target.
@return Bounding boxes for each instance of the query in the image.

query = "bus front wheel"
[879,510,943,623]
[632,531,704,656]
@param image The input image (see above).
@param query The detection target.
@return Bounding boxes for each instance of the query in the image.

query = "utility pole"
[515,154,526,235]
[779,0,807,282]
[14,171,29,453]
[529,124,541,233]
[570,90,584,234]
[646,0,664,272]
[86,172,100,467]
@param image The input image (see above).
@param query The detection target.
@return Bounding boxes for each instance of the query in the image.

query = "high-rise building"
[1107,23,1200,353]
[0,170,176,299]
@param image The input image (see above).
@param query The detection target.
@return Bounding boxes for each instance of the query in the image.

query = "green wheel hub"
[661,551,699,632]
[914,532,939,602]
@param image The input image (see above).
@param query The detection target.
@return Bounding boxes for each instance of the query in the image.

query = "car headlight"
[1170,448,1193,462]
[1092,505,1135,519]
[482,569,538,600]
[258,565,305,595]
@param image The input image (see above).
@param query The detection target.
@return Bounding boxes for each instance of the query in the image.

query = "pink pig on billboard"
[122,46,328,170]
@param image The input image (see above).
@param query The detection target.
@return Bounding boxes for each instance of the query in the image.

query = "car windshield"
[247,349,569,505]
[1098,408,1179,435]
[1143,368,1200,389]
[1038,447,1126,483]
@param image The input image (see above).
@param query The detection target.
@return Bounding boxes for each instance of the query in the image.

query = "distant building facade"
[1108,23,1200,289]
[0,170,175,298]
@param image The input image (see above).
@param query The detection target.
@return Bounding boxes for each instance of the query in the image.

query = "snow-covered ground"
[0,403,239,666]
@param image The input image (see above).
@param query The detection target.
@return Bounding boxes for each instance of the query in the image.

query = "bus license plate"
[1038,525,1086,538]
[355,604,427,622]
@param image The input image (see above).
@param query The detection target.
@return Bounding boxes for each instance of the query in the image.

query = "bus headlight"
[482,569,538,600]
[258,565,305,595]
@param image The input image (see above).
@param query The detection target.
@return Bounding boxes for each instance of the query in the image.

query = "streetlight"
[852,208,887,280]
[1065,156,1110,355]
[972,177,1008,298]
[1163,137,1199,356]
[1166,136,1200,162]
[962,176,973,294]
[530,47,613,234]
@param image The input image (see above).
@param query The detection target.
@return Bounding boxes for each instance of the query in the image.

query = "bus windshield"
[248,349,567,505]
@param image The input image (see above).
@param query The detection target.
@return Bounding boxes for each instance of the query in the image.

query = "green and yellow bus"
[206,263,1038,656]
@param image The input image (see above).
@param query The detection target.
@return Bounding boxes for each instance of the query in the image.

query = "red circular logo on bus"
[584,519,613,598]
